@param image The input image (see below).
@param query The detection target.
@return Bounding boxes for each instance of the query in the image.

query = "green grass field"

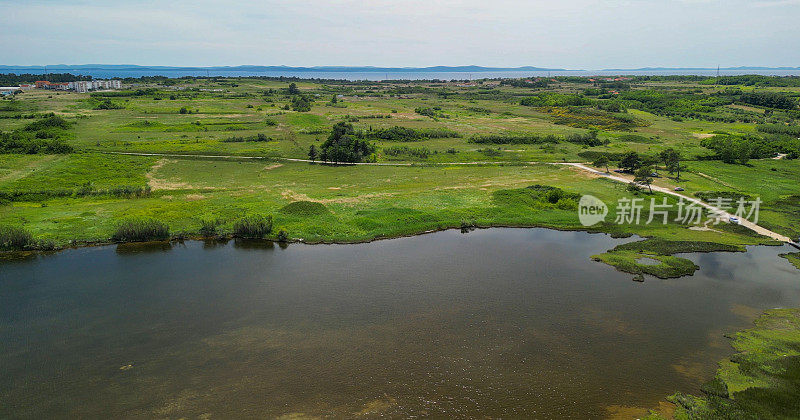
[1,76,798,258]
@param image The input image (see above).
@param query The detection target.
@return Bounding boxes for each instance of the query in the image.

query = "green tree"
[660,148,683,179]
[288,83,300,95]
[308,144,318,162]
[619,151,642,173]
[593,155,610,173]
[634,166,654,194]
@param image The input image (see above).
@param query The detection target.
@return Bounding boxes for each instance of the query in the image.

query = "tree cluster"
[316,122,375,163]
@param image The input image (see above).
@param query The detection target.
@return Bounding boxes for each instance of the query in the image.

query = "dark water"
[4,68,800,81]
[1,228,799,419]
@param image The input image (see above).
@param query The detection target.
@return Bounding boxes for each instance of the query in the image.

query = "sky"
[2,0,799,69]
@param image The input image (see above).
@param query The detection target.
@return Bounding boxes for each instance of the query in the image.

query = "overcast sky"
[2,0,799,68]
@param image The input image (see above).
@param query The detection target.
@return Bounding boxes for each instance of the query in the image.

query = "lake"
[2,228,799,418]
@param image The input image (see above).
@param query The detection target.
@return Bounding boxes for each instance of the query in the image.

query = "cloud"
[0,0,798,68]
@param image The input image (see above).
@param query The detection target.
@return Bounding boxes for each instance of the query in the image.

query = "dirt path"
[102,151,794,244]
[559,163,793,243]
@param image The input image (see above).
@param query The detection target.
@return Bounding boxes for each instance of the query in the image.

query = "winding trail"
[558,163,793,244]
[103,151,796,245]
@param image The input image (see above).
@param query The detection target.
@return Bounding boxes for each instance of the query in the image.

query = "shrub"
[233,215,273,238]
[414,107,448,118]
[112,219,170,242]
[469,133,560,144]
[223,133,271,143]
[0,225,35,250]
[94,99,122,110]
[199,219,219,237]
[479,147,501,157]
[362,126,460,141]
[383,146,431,159]
[22,115,70,132]
[277,230,288,242]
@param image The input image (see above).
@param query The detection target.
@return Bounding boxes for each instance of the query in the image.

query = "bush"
[233,215,273,238]
[277,230,289,242]
[22,115,70,132]
[94,99,123,110]
[112,219,170,242]
[414,107,448,118]
[0,225,35,250]
[199,219,219,237]
[468,133,560,144]
[361,126,461,141]
[223,133,272,143]
[383,146,431,159]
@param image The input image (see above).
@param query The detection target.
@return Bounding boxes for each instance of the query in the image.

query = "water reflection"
[115,240,174,255]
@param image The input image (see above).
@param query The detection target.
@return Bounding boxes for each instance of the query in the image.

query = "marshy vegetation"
[232,215,273,238]
[592,238,745,279]
[0,225,34,251]
[112,219,170,243]
[664,308,800,419]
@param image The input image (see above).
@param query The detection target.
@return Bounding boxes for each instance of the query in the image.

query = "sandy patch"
[146,158,197,190]
[263,163,283,170]
[692,132,716,139]
[434,178,536,191]
[327,187,341,190]
[185,194,205,201]
[281,189,394,204]
[689,225,723,234]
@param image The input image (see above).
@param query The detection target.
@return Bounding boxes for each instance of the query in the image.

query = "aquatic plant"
[0,225,35,250]
[233,215,273,238]
[112,219,170,242]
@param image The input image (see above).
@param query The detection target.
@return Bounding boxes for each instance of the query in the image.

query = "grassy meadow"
[1,75,798,256]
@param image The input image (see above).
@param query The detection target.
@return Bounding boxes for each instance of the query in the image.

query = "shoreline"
[3,223,787,280]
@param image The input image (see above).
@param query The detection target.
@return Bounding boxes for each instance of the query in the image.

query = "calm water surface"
[2,228,799,418]
[5,69,800,81]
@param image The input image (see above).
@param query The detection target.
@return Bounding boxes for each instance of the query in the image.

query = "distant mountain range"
[1,64,798,73]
